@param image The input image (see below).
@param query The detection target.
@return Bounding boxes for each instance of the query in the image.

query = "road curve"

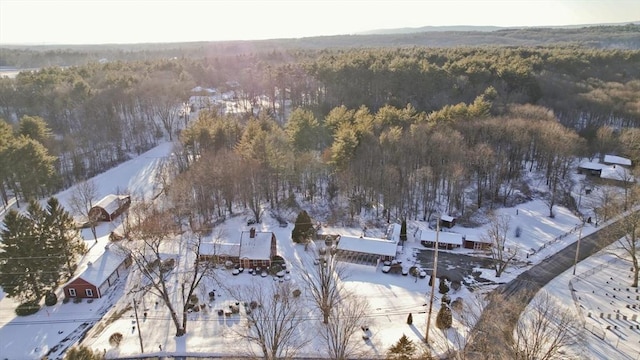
[464,212,634,359]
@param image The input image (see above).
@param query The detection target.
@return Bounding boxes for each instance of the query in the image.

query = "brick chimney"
[250,227,256,238]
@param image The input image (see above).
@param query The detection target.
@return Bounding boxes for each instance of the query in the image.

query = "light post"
[573,218,585,276]
[425,215,440,343]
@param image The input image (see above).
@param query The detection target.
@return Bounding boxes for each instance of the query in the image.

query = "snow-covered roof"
[600,166,635,182]
[603,155,632,167]
[417,229,463,246]
[239,231,273,260]
[464,233,492,244]
[578,161,606,170]
[386,223,401,242]
[93,194,129,215]
[67,243,127,287]
[336,235,399,257]
[200,231,273,260]
[440,215,455,222]
[200,240,241,257]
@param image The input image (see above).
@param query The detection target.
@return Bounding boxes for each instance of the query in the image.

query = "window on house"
[68,288,76,297]
[85,289,94,297]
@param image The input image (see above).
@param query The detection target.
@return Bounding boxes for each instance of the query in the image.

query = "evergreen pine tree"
[0,209,46,302]
[9,137,57,200]
[436,304,453,330]
[406,312,413,325]
[45,197,86,279]
[63,345,105,360]
[400,219,407,245]
[387,334,416,360]
[292,210,314,243]
[25,199,60,295]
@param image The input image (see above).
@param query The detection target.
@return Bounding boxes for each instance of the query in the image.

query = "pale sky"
[1,0,639,45]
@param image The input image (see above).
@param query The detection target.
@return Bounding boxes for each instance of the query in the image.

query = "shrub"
[15,301,40,316]
[406,312,413,325]
[451,280,462,292]
[189,294,199,305]
[436,305,453,330]
[515,226,522,238]
[64,345,105,360]
[441,294,451,305]
[292,289,302,298]
[45,292,58,306]
[109,332,123,347]
[73,297,82,304]
[439,278,449,294]
[387,334,416,360]
[62,297,70,304]
[451,297,464,313]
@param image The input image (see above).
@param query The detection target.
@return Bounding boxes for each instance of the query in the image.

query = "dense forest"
[1,25,639,226]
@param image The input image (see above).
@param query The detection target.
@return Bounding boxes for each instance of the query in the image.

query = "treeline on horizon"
[1,24,639,68]
[0,32,639,225]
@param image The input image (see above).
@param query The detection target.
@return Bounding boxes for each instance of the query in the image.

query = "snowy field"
[0,139,636,359]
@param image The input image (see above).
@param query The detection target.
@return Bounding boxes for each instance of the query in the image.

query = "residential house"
[199,228,277,269]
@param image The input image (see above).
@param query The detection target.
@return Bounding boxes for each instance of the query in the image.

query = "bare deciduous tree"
[299,253,348,324]
[68,179,99,241]
[118,201,217,337]
[511,291,582,360]
[320,293,369,360]
[232,282,309,360]
[609,187,640,287]
[482,214,518,277]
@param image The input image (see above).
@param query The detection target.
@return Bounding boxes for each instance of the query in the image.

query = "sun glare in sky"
[1,0,639,45]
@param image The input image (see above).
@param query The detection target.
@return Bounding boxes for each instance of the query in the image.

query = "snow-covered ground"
[0,139,637,359]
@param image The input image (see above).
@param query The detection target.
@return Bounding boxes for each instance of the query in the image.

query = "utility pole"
[573,219,585,275]
[425,216,440,343]
[133,299,144,353]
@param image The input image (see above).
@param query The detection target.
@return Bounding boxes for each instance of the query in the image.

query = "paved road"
[464,212,635,359]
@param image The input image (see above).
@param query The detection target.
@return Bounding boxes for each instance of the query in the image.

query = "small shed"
[63,244,131,299]
[439,215,456,229]
[88,194,131,222]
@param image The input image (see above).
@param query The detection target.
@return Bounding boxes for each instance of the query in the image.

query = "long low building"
[417,229,463,250]
[335,234,399,264]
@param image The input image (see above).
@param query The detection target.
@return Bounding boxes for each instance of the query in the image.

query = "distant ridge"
[358,21,640,35]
